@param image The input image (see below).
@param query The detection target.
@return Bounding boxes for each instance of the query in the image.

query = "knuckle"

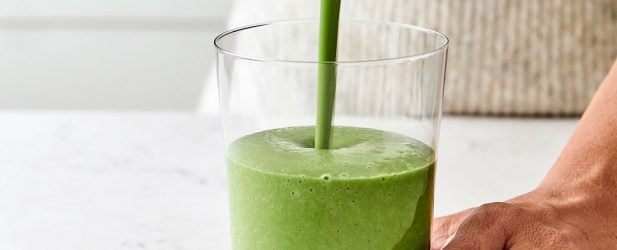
[478,202,512,211]
[476,202,525,218]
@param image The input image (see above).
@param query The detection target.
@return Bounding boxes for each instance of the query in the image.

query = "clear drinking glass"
[215,20,448,249]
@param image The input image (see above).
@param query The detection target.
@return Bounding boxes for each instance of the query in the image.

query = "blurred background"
[3,0,615,114]
[0,0,617,114]
[1,0,231,110]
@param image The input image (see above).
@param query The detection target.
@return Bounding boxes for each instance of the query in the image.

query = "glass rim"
[214,19,449,66]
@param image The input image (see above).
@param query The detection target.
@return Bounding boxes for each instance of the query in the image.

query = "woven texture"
[220,0,617,116]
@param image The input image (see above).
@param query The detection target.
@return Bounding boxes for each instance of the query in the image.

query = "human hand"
[432,60,617,249]
[431,183,617,249]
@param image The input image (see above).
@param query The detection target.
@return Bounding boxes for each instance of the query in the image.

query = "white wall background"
[0,0,232,110]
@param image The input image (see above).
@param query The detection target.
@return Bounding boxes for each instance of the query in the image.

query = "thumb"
[431,208,474,250]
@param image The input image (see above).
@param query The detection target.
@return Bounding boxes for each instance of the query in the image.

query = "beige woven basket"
[211,0,617,116]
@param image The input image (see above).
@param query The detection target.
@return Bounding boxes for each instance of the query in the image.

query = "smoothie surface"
[227,126,434,250]
[227,126,433,178]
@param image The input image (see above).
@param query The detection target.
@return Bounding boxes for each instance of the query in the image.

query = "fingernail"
[441,233,456,249]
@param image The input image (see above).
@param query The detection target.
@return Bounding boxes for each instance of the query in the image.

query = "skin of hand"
[431,59,617,250]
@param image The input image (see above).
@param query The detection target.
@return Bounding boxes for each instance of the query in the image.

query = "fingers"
[442,202,514,250]
[431,208,474,249]
[438,201,589,250]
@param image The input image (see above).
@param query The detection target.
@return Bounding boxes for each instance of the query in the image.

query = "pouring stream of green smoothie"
[315,0,341,149]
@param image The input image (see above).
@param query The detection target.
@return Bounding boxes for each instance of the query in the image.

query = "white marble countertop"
[0,112,578,249]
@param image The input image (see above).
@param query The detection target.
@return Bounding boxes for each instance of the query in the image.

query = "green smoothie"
[227,126,435,249]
